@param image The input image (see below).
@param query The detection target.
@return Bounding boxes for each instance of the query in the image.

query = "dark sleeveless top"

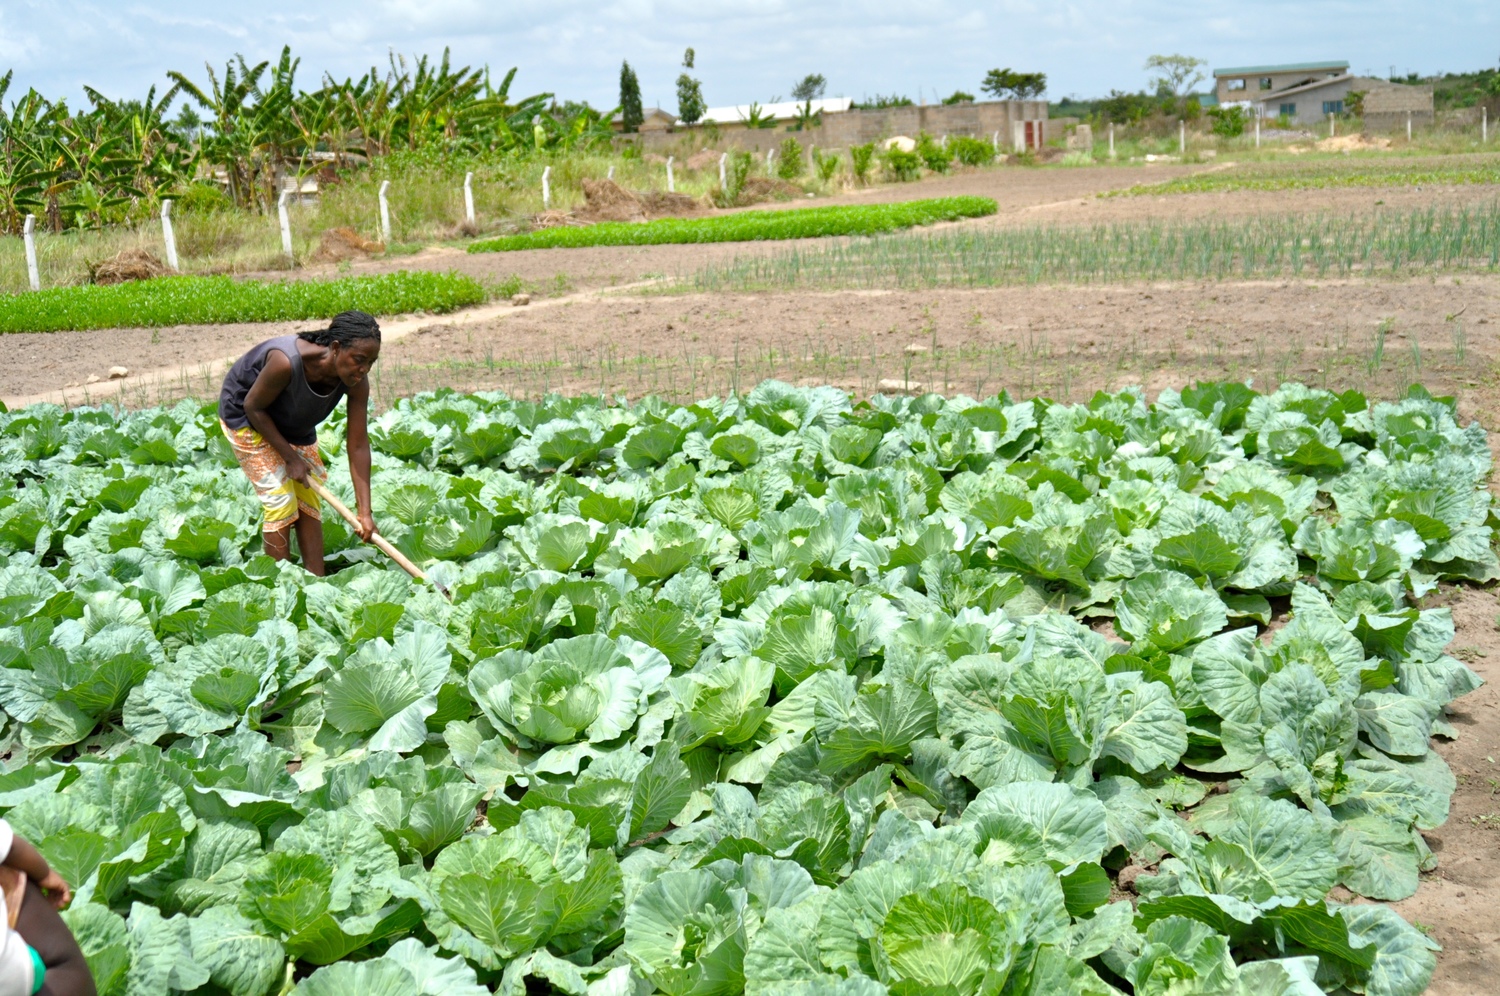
[218,335,345,445]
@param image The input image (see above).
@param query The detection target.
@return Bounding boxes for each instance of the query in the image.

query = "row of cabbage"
[0,379,1491,996]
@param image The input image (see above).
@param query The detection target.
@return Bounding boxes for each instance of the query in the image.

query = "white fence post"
[666,156,675,193]
[719,152,727,188]
[1179,119,1186,154]
[1255,116,1261,148]
[767,148,774,171]
[278,191,294,262]
[1330,115,1336,138]
[1108,124,1115,159]
[607,164,615,181]
[160,199,179,271]
[1407,111,1412,141]
[463,171,475,225]
[378,179,391,243]
[23,215,39,291]
[1484,107,1489,143]
[991,130,999,152]
[542,166,552,209]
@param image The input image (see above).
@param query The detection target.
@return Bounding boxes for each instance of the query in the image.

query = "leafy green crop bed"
[1,379,1488,995]
[0,271,486,334]
[468,197,997,252]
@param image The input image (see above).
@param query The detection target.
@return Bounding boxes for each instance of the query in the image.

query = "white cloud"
[3,0,1495,110]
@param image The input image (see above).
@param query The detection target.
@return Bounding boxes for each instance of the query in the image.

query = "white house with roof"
[695,97,854,130]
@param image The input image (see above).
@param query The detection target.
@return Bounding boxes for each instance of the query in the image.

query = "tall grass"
[685,204,1500,292]
[0,271,486,333]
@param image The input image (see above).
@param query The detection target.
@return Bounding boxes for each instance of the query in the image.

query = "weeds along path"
[0,278,664,410]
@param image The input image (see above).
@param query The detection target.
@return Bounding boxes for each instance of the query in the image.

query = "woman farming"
[219,311,380,575]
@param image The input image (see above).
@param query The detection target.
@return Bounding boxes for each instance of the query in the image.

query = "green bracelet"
[28,945,45,995]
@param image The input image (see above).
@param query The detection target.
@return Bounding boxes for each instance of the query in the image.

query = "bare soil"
[1394,584,1500,995]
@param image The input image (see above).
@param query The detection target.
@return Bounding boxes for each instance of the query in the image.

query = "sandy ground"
[6,163,1500,991]
[1393,584,1500,995]
[12,277,1498,422]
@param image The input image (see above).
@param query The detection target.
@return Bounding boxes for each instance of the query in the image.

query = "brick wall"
[622,99,1048,154]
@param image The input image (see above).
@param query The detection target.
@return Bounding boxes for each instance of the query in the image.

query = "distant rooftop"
[697,97,853,125]
[1213,61,1349,77]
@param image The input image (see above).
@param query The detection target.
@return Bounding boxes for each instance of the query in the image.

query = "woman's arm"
[242,351,312,484]
[4,834,69,909]
[345,377,376,541]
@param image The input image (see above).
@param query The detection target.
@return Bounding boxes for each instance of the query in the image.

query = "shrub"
[717,151,756,206]
[881,147,922,182]
[949,136,995,167]
[1207,105,1247,138]
[777,137,806,180]
[916,133,951,173]
[813,148,840,183]
[942,90,975,105]
[850,143,877,185]
[175,182,231,214]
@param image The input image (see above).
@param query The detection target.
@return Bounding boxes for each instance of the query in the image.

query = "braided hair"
[298,310,381,348]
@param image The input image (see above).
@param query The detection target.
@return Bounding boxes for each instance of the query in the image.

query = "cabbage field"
[0,379,1490,996]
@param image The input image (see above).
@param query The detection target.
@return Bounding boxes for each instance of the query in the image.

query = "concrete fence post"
[607,164,615,181]
[767,148,774,171]
[719,152,727,188]
[377,179,391,243]
[1108,124,1115,159]
[666,156,675,193]
[278,191,294,262]
[463,172,475,225]
[991,130,999,152]
[1179,119,1186,155]
[1407,111,1412,141]
[160,198,179,271]
[22,214,39,292]
[1483,107,1488,143]
[542,166,552,209]
[1255,116,1261,148]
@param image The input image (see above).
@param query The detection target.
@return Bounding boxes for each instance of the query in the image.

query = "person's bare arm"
[242,350,311,484]
[4,833,69,909]
[345,377,376,541]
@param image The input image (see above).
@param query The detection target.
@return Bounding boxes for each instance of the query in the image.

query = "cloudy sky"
[3,1,1495,111]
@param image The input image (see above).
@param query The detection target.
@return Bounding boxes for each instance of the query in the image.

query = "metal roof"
[696,97,854,125]
[1213,61,1349,77]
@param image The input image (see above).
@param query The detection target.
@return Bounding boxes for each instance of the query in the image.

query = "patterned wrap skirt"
[220,420,326,533]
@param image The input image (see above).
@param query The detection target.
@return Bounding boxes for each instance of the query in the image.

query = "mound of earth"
[730,176,805,206]
[1318,133,1393,152]
[310,227,385,263]
[575,179,705,223]
[90,248,171,285]
[640,190,704,216]
[577,179,650,223]
[685,148,722,171]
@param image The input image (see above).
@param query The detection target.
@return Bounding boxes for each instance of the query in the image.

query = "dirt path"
[1394,584,1500,995]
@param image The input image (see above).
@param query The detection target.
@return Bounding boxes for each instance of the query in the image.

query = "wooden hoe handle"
[306,478,432,586]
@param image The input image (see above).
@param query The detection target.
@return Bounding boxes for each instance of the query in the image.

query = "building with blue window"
[1211,60,1430,128]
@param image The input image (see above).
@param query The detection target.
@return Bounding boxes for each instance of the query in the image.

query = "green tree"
[619,60,643,133]
[790,74,827,103]
[981,69,1047,100]
[676,48,705,125]
[943,90,975,105]
[1145,54,1207,99]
